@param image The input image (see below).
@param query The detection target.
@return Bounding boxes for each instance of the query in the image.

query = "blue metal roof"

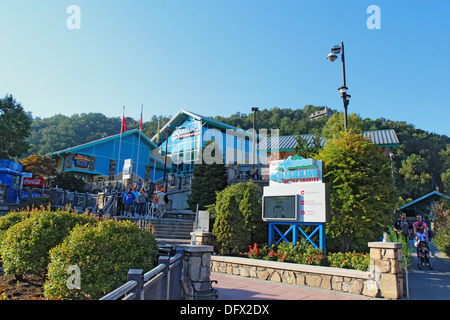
[362,129,400,147]
[257,134,326,151]
[257,129,399,151]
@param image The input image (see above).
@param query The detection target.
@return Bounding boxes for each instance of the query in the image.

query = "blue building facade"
[152,109,259,175]
[50,129,165,182]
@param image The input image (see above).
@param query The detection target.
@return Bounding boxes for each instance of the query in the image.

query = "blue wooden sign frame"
[268,221,326,251]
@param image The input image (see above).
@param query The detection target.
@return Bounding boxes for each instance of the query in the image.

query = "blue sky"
[0,0,449,136]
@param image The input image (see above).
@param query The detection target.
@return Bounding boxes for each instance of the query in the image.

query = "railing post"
[158,255,169,300]
[169,248,185,300]
[127,269,144,300]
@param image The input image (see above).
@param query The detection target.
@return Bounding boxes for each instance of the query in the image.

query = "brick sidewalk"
[211,272,379,300]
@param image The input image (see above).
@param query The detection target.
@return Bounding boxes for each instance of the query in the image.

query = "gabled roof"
[398,191,450,211]
[257,129,399,151]
[49,129,156,157]
[151,109,258,144]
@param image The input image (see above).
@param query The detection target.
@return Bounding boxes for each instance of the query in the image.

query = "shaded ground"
[0,267,45,300]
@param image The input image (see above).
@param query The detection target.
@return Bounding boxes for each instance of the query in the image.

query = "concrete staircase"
[117,215,195,245]
[148,218,195,245]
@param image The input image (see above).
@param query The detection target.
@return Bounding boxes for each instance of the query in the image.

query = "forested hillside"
[26,105,450,201]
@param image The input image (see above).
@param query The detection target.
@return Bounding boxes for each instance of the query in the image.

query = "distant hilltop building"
[309,106,333,120]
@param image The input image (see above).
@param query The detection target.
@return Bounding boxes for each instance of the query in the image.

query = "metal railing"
[100,248,184,300]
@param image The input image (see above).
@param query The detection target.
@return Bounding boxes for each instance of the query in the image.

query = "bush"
[430,200,450,257]
[43,220,158,300]
[0,210,33,245]
[0,209,97,277]
[327,251,370,271]
[212,182,266,254]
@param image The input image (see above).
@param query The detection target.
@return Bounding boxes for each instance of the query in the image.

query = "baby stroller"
[416,233,433,270]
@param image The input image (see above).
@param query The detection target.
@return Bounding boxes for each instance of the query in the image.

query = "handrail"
[143,264,165,282]
[100,249,185,300]
[99,280,137,300]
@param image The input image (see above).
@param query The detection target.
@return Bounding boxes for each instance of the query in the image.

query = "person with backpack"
[123,188,136,217]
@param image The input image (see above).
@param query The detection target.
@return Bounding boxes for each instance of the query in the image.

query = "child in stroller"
[416,233,433,270]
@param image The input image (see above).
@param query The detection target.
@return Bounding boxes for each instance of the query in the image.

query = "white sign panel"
[123,159,132,180]
[262,156,329,223]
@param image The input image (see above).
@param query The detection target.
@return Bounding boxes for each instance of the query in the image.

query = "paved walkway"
[211,242,450,300]
[211,272,378,300]
[406,242,450,300]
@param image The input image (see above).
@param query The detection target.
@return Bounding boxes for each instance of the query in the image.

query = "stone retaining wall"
[211,242,404,299]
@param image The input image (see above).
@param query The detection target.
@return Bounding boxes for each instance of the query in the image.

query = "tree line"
[2,94,449,201]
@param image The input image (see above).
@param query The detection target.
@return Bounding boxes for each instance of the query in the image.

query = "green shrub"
[43,220,158,300]
[0,210,33,245]
[0,209,97,277]
[327,251,370,271]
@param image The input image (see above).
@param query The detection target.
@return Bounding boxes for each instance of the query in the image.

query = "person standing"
[394,212,412,239]
[136,188,148,218]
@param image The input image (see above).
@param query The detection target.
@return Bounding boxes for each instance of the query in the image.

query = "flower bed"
[247,241,370,271]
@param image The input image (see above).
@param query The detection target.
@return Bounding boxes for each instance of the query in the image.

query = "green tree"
[317,132,396,252]
[294,134,322,159]
[439,145,450,193]
[18,153,56,178]
[212,191,249,255]
[187,141,228,211]
[398,154,432,198]
[321,112,364,139]
[239,184,267,245]
[50,172,86,192]
[0,94,32,158]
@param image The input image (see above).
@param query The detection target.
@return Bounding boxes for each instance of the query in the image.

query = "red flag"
[139,109,143,131]
[121,115,127,133]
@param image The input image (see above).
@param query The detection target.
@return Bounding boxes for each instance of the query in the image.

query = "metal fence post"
[170,248,185,300]
[127,269,144,300]
[158,255,169,300]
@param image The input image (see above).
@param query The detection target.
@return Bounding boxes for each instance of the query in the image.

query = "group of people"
[394,212,429,245]
[116,187,149,218]
[116,186,169,219]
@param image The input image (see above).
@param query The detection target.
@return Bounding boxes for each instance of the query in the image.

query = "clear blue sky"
[0,0,449,136]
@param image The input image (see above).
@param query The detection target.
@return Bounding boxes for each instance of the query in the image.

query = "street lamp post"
[251,107,259,167]
[327,42,350,131]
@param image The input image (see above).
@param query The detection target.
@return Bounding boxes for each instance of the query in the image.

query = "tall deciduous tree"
[318,132,396,252]
[18,153,56,178]
[0,95,32,158]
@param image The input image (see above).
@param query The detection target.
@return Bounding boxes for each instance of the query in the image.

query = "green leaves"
[317,132,396,252]
[0,94,32,158]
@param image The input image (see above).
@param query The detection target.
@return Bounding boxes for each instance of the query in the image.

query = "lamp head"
[327,52,338,62]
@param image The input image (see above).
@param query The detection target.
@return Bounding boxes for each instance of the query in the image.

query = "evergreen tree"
[239,186,267,245]
[212,191,250,255]
[187,141,228,211]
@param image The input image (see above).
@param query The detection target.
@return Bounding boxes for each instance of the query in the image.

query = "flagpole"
[153,117,160,182]
[135,104,143,185]
[116,106,125,186]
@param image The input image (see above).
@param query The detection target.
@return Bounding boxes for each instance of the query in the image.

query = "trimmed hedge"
[43,220,158,300]
[0,209,97,277]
